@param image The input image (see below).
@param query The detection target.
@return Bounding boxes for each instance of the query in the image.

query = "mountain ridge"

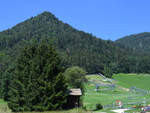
[0,11,149,75]
[0,11,134,74]
[116,32,150,52]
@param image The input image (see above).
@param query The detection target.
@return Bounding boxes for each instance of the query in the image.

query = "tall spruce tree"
[8,42,67,112]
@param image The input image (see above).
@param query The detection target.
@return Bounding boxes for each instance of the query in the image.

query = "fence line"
[130,86,150,94]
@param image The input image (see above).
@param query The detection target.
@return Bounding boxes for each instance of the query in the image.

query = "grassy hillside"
[113,73,150,90]
[83,75,131,110]
[83,74,150,112]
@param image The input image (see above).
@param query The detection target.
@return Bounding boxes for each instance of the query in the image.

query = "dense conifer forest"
[0,12,139,74]
[116,32,150,53]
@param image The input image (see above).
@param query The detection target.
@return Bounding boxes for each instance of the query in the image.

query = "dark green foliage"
[1,66,14,101]
[96,103,103,110]
[103,65,113,78]
[8,43,67,112]
[0,53,13,99]
[116,32,150,74]
[116,32,150,53]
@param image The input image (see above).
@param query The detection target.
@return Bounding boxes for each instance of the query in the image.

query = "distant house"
[66,88,82,109]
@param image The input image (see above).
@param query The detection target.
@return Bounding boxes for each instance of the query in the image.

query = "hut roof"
[69,88,82,96]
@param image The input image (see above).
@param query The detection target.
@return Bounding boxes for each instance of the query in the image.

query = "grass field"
[0,99,7,105]
[1,73,150,113]
[113,73,150,90]
[83,75,131,111]
[83,73,150,112]
[0,99,11,113]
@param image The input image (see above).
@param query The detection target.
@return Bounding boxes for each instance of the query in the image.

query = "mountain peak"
[39,11,55,17]
[0,11,145,74]
[36,11,58,21]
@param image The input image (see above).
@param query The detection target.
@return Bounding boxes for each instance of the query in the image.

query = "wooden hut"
[66,88,82,109]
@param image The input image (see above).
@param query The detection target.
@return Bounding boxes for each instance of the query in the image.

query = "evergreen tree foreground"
[8,42,67,112]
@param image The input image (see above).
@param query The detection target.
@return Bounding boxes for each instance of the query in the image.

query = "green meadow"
[83,73,150,112]
[113,73,150,90]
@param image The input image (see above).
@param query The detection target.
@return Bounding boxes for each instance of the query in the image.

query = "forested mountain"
[0,11,136,74]
[1,11,150,78]
[116,32,150,52]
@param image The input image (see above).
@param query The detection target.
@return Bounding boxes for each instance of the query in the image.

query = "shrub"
[96,103,103,110]
[64,66,87,88]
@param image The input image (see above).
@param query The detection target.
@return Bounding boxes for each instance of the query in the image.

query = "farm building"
[66,88,82,109]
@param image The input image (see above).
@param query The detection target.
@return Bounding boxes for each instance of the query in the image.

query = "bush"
[133,104,143,108]
[82,106,87,111]
[96,103,103,110]
[64,66,87,88]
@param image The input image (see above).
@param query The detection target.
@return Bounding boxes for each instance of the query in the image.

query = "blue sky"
[0,0,150,40]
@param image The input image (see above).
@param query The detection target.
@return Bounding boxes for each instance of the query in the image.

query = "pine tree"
[8,42,67,112]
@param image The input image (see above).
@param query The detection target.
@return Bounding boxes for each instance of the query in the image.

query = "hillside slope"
[116,32,150,52]
[0,11,134,73]
[113,73,150,90]
[84,74,150,111]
